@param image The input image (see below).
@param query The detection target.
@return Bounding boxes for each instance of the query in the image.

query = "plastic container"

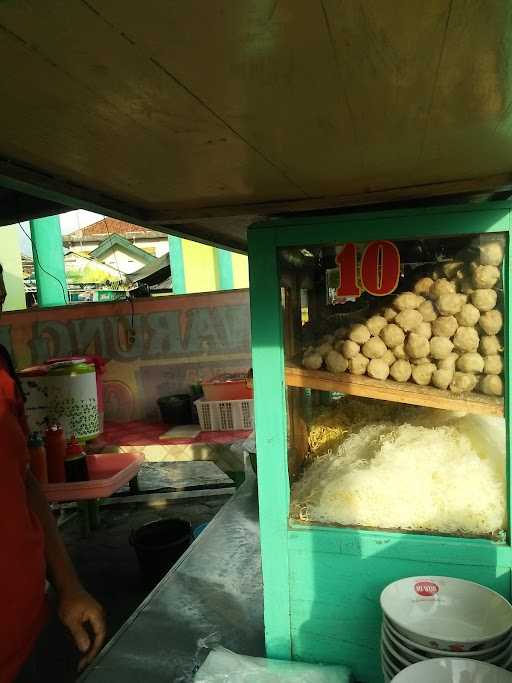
[20,362,100,441]
[157,394,193,425]
[48,355,107,432]
[130,518,192,585]
[195,398,254,431]
[65,436,89,483]
[202,373,253,401]
[42,452,144,502]
[45,424,67,483]
[28,432,48,484]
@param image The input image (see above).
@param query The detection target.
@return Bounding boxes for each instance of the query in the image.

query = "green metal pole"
[29,215,67,307]
[215,248,234,290]
[168,236,186,294]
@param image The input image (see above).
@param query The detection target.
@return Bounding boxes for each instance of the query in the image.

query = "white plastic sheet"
[194,647,352,682]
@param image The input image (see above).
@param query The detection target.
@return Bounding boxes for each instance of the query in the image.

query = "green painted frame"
[248,203,512,677]
[168,235,186,294]
[215,248,235,290]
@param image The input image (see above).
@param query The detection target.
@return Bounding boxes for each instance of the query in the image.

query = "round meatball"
[395,309,423,332]
[429,278,456,300]
[362,336,387,359]
[479,335,503,356]
[380,323,405,348]
[450,372,478,394]
[412,358,431,366]
[393,292,423,311]
[429,336,454,360]
[413,277,434,297]
[479,309,503,336]
[479,375,503,397]
[316,342,333,357]
[389,359,412,383]
[381,349,396,366]
[348,353,369,375]
[303,353,323,370]
[456,303,480,327]
[453,326,479,353]
[484,355,503,375]
[432,368,454,390]
[414,321,432,339]
[325,350,349,374]
[437,353,459,371]
[472,264,500,289]
[349,324,371,345]
[366,315,387,337]
[393,343,407,360]
[432,316,458,338]
[471,289,497,312]
[412,363,436,386]
[367,358,390,380]
[340,340,360,360]
[436,293,465,316]
[418,300,437,322]
[382,307,397,322]
[456,353,484,374]
[478,240,504,267]
[405,332,430,359]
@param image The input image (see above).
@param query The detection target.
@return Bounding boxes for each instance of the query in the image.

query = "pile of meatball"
[302,239,504,397]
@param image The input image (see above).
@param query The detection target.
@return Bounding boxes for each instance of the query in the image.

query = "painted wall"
[182,240,219,293]
[170,237,249,294]
[133,239,169,257]
[232,252,250,289]
[0,290,251,421]
[0,225,26,311]
[102,248,148,274]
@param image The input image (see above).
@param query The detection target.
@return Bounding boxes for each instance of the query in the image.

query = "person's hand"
[58,587,106,671]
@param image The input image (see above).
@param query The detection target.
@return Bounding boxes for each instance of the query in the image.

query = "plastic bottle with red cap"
[28,432,48,484]
[44,424,67,483]
[65,436,89,482]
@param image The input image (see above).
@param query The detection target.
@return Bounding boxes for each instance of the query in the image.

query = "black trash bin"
[130,518,192,586]
[157,394,193,425]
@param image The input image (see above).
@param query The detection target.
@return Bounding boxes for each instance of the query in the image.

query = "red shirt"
[0,358,46,682]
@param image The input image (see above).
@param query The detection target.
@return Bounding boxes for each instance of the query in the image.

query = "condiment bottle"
[28,431,48,484]
[65,436,89,483]
[45,424,66,483]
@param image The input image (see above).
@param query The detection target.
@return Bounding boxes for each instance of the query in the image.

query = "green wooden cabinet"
[248,204,512,683]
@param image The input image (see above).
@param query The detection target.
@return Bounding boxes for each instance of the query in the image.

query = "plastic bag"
[193,646,352,682]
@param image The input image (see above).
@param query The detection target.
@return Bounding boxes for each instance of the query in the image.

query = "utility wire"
[19,222,69,304]
[102,216,136,337]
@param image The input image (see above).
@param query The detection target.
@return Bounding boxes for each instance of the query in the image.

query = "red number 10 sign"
[336,240,400,298]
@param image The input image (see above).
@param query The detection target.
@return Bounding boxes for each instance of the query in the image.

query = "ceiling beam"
[0,157,247,252]
[1,156,511,254]
[146,173,512,222]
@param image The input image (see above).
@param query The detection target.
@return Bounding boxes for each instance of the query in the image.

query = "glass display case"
[249,206,512,683]
[281,234,506,538]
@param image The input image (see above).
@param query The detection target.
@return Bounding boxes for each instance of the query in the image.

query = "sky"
[18,210,104,256]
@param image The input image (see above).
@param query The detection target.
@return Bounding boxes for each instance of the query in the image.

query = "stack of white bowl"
[390,658,512,682]
[379,577,512,682]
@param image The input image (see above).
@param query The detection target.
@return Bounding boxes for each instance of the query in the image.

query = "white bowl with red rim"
[384,615,512,661]
[383,617,512,667]
[380,577,512,651]
[390,657,512,682]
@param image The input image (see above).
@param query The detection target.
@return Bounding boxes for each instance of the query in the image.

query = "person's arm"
[25,471,106,671]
